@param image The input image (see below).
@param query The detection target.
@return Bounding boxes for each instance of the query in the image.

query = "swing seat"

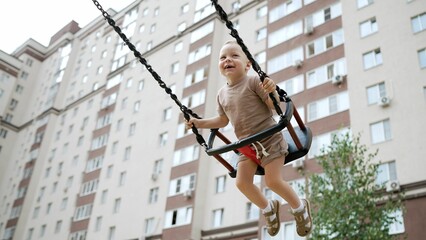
[206,100,312,178]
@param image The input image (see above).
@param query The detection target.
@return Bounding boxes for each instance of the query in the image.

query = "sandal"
[292,199,312,237]
[263,200,281,236]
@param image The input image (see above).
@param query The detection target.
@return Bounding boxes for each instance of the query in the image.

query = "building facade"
[0,0,425,239]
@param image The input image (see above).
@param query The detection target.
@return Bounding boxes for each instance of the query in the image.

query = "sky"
[0,0,135,54]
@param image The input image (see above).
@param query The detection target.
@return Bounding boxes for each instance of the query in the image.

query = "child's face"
[218,43,251,82]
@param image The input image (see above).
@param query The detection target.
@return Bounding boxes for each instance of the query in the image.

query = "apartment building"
[0,0,425,239]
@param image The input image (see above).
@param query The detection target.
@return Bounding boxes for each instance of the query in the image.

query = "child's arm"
[185,114,229,130]
[260,77,281,110]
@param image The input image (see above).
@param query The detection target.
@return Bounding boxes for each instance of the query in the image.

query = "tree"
[307,133,405,240]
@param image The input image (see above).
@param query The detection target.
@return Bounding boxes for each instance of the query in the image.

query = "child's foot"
[262,200,281,236]
[291,199,312,236]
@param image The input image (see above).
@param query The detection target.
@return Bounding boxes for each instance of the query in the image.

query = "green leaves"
[307,133,405,240]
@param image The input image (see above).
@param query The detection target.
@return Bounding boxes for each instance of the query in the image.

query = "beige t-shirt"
[217,75,276,139]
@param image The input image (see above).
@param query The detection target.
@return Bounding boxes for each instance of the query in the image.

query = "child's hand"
[185,117,197,130]
[260,77,276,94]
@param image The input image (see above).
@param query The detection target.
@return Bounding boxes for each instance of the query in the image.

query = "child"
[185,41,312,237]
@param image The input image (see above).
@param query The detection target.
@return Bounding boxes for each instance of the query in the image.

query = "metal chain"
[210,0,290,106]
[92,0,208,149]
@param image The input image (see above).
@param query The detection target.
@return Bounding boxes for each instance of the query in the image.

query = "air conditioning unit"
[292,159,304,169]
[386,180,400,192]
[151,173,158,181]
[378,96,391,107]
[183,189,193,199]
[293,59,303,68]
[331,75,344,85]
[305,25,314,35]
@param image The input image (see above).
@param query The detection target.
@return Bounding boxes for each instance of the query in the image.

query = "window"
[411,13,426,33]
[268,20,303,47]
[119,172,126,186]
[257,5,267,19]
[188,44,211,64]
[309,129,350,158]
[308,91,349,121]
[366,82,386,105]
[163,107,172,121]
[173,145,200,166]
[178,22,187,33]
[375,161,397,186]
[169,174,196,196]
[108,226,116,240]
[159,132,168,146]
[150,24,156,33]
[255,51,266,64]
[182,90,206,108]
[184,67,208,87]
[138,80,145,91]
[307,29,344,57]
[145,218,155,235]
[418,48,426,68]
[181,3,189,14]
[246,202,259,220]
[267,47,304,74]
[101,190,108,204]
[370,119,391,144]
[133,101,140,113]
[95,216,102,232]
[307,58,347,88]
[74,204,93,221]
[60,198,68,210]
[360,17,378,37]
[175,41,183,52]
[269,0,302,23]
[55,220,62,233]
[113,198,121,213]
[357,0,373,9]
[256,27,267,41]
[190,21,214,43]
[171,61,180,74]
[388,209,405,235]
[363,48,383,69]
[277,75,304,96]
[215,175,226,193]
[194,0,215,22]
[153,159,163,174]
[212,209,224,227]
[124,146,131,161]
[164,207,193,228]
[149,187,159,204]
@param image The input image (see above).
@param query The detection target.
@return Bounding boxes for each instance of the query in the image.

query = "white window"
[308,3,342,28]
[163,107,172,121]
[145,218,155,235]
[138,79,145,91]
[418,48,426,68]
[357,0,374,9]
[269,0,302,23]
[178,22,187,33]
[86,155,104,172]
[113,198,121,213]
[133,101,140,113]
[246,202,259,220]
[215,175,226,193]
[257,5,268,19]
[307,58,347,88]
[95,217,102,232]
[149,187,159,204]
[255,51,266,64]
[164,207,193,228]
[363,48,383,70]
[91,134,109,150]
[153,159,163,174]
[124,146,131,160]
[277,75,304,96]
[388,209,405,235]
[190,21,214,43]
[169,174,196,196]
[119,172,126,186]
[267,47,304,74]
[74,204,93,221]
[366,82,386,105]
[174,41,183,53]
[411,13,426,33]
[375,161,397,186]
[308,91,349,121]
[308,128,350,158]
[307,29,344,57]
[108,227,115,240]
[194,0,215,22]
[182,90,206,108]
[171,61,180,74]
[150,24,156,33]
[212,209,224,227]
[268,20,303,47]
[370,119,391,144]
[81,179,99,196]
[188,45,211,64]
[185,67,208,87]
[256,27,267,41]
[360,17,378,37]
[159,132,168,146]
[173,145,200,166]
[181,4,189,14]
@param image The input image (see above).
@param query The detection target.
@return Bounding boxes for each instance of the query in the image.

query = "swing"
[92,0,312,178]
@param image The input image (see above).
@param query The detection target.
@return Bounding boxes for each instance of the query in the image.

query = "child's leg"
[235,160,268,209]
[263,158,301,209]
